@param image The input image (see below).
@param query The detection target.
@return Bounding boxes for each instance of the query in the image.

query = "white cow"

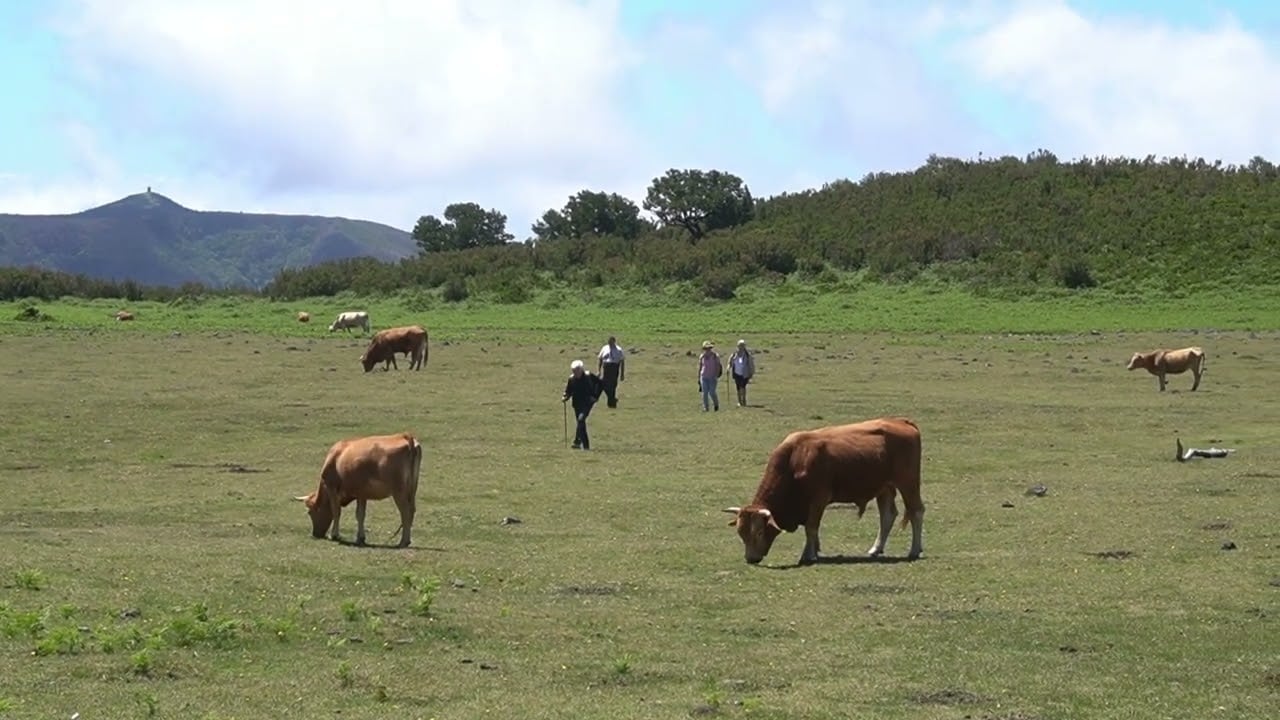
[329,311,371,334]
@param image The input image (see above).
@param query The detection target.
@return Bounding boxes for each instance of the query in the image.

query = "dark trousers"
[601,363,620,407]
[572,403,594,449]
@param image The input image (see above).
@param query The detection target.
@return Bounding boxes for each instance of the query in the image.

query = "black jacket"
[563,372,603,411]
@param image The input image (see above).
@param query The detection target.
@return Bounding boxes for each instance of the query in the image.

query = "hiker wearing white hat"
[697,340,723,412]
[562,359,603,449]
[729,339,756,407]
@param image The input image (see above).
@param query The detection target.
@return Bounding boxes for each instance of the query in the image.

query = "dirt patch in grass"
[841,583,906,595]
[910,688,987,705]
[556,583,625,597]
[169,462,269,473]
[1091,550,1135,560]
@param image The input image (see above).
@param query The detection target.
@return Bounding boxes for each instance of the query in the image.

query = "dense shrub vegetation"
[3,152,1278,303]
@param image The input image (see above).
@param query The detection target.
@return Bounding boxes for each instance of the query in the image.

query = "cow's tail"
[422,329,430,366]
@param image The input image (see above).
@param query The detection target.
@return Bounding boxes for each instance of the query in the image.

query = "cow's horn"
[293,495,309,502]
[722,506,742,514]
[755,508,772,517]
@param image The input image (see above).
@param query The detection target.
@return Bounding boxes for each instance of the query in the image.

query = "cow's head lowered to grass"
[724,505,784,564]
[293,487,342,539]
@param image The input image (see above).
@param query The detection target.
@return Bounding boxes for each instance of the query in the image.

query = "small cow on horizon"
[724,416,925,566]
[294,432,423,548]
[115,310,134,322]
[329,311,370,334]
[297,311,311,323]
[360,325,429,372]
[1127,346,1206,392]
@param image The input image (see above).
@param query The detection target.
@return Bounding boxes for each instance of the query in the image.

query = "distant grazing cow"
[297,312,311,323]
[329,311,370,334]
[294,432,422,547]
[724,417,925,566]
[115,310,134,322]
[360,325,429,372]
[1126,346,1206,392]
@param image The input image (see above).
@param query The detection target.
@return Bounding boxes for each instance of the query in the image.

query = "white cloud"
[11,0,1280,238]
[727,0,996,173]
[956,0,1280,163]
[50,0,640,216]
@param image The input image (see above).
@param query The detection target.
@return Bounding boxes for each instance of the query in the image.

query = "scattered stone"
[1001,501,1015,508]
[500,516,522,525]
[1221,540,1237,551]
[1201,521,1231,531]
[1025,484,1048,497]
[479,663,498,670]
[450,578,467,589]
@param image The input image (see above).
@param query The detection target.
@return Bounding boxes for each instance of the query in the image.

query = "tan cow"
[1127,346,1206,391]
[297,311,311,323]
[115,310,134,322]
[294,432,422,547]
[360,325,429,372]
[724,417,925,566]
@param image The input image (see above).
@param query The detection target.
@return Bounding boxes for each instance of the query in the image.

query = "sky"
[2,0,1278,237]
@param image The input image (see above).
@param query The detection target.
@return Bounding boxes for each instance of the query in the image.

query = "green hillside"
[258,152,1280,302]
[0,190,416,289]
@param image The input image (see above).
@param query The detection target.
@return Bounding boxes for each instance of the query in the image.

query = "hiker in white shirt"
[597,335,625,408]
[729,339,756,407]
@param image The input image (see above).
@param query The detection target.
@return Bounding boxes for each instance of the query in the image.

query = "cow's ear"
[727,518,738,527]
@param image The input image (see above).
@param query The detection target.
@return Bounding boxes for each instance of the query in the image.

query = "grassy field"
[3,276,1280,337]
[0,302,1277,719]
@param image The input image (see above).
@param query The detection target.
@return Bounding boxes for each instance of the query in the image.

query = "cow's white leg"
[355,499,368,545]
[906,507,925,559]
[868,493,898,557]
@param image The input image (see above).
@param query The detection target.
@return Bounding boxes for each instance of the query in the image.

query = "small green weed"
[130,648,153,676]
[339,599,363,622]
[13,568,45,590]
[336,660,355,688]
[33,625,83,656]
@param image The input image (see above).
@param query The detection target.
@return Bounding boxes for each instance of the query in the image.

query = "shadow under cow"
[760,554,924,570]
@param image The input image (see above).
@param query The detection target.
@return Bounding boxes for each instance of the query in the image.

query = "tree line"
[4,153,1279,303]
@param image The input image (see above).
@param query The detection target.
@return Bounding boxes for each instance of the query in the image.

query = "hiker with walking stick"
[562,359,603,450]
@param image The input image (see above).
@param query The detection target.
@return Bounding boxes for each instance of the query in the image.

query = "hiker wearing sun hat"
[562,359,603,449]
[729,338,756,407]
[697,340,723,412]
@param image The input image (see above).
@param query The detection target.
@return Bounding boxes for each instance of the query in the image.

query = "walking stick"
[563,400,568,447]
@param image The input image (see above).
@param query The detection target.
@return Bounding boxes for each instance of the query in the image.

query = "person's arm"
[563,378,572,401]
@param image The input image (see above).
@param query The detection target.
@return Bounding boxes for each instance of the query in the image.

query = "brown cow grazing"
[297,311,311,323]
[115,310,134,322]
[1127,346,1206,391]
[294,432,422,547]
[360,325,429,372]
[724,417,925,566]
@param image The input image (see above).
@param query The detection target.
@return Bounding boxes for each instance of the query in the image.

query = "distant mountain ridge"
[0,190,417,288]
